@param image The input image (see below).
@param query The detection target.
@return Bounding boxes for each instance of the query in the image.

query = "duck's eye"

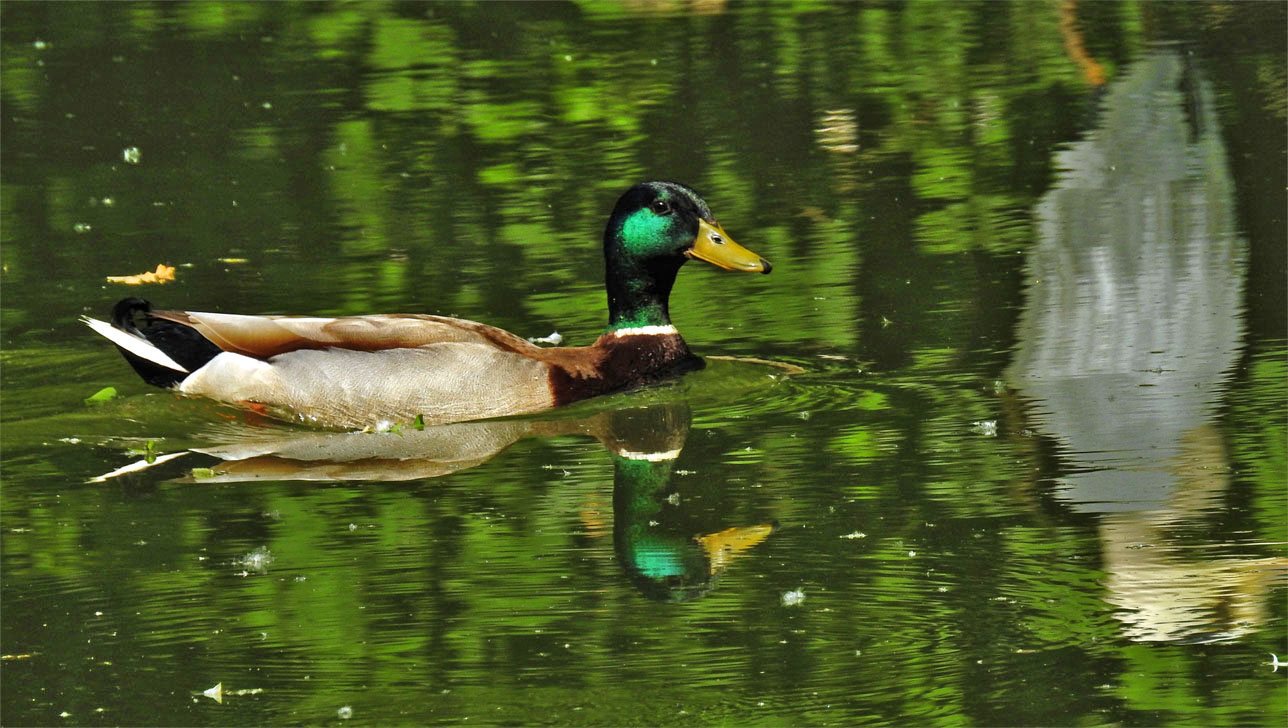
[650,199,672,215]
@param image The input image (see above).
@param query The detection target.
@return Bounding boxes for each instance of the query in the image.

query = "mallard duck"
[84,181,771,429]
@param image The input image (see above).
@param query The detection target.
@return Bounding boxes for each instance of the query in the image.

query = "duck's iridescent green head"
[602,181,771,331]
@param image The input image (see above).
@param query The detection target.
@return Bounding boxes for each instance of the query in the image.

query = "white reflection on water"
[1009,49,1285,643]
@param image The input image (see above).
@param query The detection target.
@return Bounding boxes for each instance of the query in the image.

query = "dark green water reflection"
[2,2,1285,726]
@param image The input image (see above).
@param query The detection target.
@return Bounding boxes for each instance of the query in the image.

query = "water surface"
[2,2,1285,726]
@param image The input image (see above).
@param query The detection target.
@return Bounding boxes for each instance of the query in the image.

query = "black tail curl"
[110,297,222,388]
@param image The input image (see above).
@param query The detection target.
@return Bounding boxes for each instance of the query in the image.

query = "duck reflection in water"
[128,401,774,602]
[1008,47,1285,643]
[602,408,776,602]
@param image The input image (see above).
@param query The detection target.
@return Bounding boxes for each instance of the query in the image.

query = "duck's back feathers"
[152,310,542,358]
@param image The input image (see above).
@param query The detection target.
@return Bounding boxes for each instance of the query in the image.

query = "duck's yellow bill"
[687,219,772,274]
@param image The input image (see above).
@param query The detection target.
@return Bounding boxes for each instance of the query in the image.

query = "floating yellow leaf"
[106,264,175,285]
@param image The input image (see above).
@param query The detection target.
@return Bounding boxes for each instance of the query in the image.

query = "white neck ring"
[610,324,678,338]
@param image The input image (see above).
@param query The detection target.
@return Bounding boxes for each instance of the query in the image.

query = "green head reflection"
[603,405,775,603]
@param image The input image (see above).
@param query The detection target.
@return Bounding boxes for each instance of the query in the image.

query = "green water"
[2,2,1285,726]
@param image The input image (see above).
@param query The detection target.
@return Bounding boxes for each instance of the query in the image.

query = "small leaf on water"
[84,386,117,404]
[412,414,425,431]
[191,468,217,479]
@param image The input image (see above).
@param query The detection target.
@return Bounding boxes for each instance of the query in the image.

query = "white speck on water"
[122,147,141,164]
[348,523,357,532]
[337,706,353,720]
[73,223,92,233]
[261,101,272,109]
[665,492,681,506]
[101,196,114,207]
[970,420,998,437]
[781,589,806,607]
[34,40,48,50]
[908,550,916,557]
[840,531,866,539]
[527,331,562,345]
[235,546,273,573]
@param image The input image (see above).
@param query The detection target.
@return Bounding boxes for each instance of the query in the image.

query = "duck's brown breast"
[546,333,701,406]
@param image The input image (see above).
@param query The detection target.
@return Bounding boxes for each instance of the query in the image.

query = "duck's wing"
[151,310,542,358]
